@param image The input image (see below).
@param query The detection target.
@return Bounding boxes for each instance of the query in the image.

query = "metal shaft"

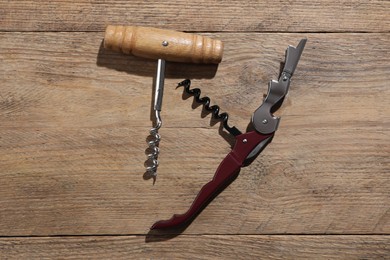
[154,59,166,112]
[146,59,166,178]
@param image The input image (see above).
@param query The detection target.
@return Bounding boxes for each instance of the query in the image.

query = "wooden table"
[0,1,389,258]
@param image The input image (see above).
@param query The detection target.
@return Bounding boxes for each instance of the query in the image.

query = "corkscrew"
[177,79,241,137]
[146,59,165,175]
[151,38,307,229]
[104,25,223,178]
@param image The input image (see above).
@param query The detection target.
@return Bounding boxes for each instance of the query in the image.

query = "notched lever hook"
[252,39,306,134]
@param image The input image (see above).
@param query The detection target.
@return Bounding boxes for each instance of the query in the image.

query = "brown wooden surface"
[0,0,389,32]
[0,236,389,259]
[0,0,389,259]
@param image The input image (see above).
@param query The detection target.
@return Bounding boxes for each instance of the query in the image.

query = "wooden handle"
[104,25,223,64]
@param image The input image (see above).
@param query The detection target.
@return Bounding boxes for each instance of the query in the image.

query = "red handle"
[151,131,273,230]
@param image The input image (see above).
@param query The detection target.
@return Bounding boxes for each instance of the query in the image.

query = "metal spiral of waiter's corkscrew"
[177,79,242,136]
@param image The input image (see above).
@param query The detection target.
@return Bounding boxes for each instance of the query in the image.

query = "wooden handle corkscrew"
[103,25,224,179]
[104,25,223,64]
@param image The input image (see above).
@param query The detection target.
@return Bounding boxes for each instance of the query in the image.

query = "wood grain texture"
[0,235,389,259]
[1,0,389,257]
[104,25,224,64]
[0,0,389,32]
[0,32,388,236]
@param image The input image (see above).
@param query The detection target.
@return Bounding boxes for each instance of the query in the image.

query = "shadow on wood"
[96,41,219,79]
[145,169,241,242]
[96,40,221,182]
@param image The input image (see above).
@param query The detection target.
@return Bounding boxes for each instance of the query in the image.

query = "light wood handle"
[104,25,223,64]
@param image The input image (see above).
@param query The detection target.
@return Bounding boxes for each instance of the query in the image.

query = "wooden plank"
[0,235,389,259]
[0,1,389,32]
[0,32,389,235]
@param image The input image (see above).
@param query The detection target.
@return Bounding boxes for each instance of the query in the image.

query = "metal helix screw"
[176,79,242,137]
[145,59,165,179]
[146,122,161,176]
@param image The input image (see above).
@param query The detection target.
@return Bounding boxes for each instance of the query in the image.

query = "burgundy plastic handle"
[151,131,273,230]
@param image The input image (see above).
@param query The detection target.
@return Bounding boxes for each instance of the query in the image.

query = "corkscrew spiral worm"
[146,118,161,175]
[177,79,241,136]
